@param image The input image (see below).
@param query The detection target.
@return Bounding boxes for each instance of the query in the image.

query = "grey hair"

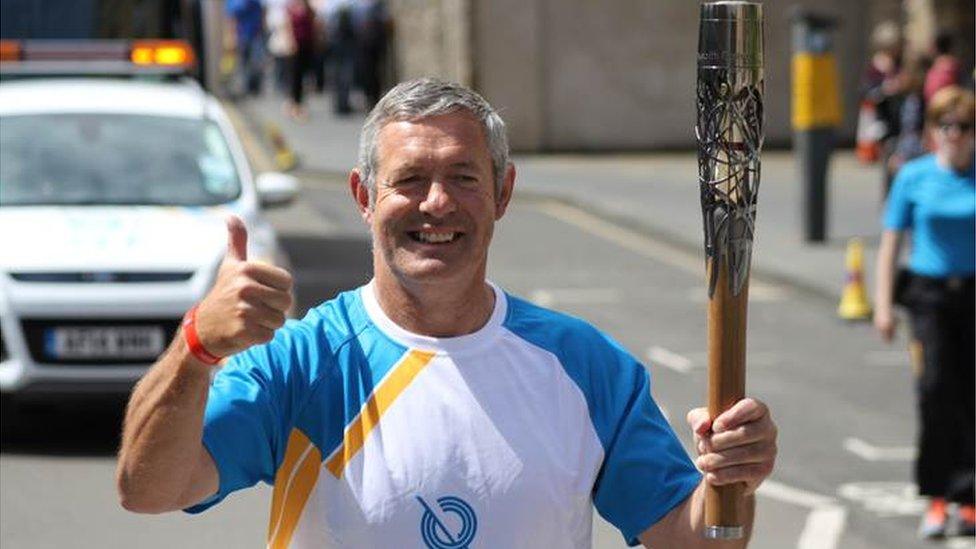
[357,78,510,200]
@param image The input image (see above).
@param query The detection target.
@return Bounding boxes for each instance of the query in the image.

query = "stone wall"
[472,1,875,150]
[387,0,471,85]
[388,0,971,152]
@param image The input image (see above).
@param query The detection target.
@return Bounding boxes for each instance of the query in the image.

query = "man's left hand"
[687,398,777,495]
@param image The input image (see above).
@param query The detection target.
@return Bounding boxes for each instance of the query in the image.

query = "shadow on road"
[1,397,126,457]
[0,234,372,457]
[280,234,372,316]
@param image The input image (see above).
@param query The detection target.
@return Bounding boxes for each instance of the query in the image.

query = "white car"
[0,78,298,396]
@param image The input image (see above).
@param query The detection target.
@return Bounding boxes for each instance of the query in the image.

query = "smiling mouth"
[408,231,462,244]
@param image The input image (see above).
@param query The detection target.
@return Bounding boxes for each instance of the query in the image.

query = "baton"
[695,1,764,540]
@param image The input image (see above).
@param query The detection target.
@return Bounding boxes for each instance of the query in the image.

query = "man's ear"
[349,168,372,224]
[494,163,516,220]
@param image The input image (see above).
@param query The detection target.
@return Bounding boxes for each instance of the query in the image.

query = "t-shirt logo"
[415,495,478,549]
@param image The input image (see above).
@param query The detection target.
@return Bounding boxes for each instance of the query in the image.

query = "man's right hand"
[194,216,294,358]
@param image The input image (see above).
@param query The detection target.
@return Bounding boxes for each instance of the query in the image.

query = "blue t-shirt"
[186,282,701,548]
[883,154,976,277]
[226,0,264,44]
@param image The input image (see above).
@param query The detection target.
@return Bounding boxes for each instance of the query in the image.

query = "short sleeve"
[184,325,311,513]
[883,166,915,230]
[592,358,702,545]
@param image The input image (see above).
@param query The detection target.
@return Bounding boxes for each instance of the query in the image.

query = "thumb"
[226,215,248,261]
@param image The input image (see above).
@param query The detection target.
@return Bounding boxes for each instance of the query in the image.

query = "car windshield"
[0,113,242,206]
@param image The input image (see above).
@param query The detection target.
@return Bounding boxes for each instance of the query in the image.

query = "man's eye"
[395,176,424,186]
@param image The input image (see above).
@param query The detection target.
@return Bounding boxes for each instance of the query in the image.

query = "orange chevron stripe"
[325,349,436,478]
[267,429,321,549]
[267,430,311,542]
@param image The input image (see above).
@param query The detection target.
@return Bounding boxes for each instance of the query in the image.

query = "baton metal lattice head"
[697,1,764,298]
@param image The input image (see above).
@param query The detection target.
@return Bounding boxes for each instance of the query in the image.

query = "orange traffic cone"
[838,238,872,320]
[855,100,882,164]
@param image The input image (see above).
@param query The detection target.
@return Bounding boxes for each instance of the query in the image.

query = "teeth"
[416,232,456,243]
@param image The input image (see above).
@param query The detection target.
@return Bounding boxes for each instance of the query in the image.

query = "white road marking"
[529,288,621,308]
[686,282,788,303]
[798,506,847,549]
[535,201,705,275]
[758,479,836,507]
[758,480,846,549]
[837,482,926,517]
[646,346,694,373]
[843,437,916,462]
[863,350,910,367]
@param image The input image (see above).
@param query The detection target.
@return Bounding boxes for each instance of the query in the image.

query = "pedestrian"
[265,0,296,96]
[285,0,317,120]
[887,61,929,177]
[311,0,332,94]
[873,86,975,539]
[924,32,963,104]
[353,0,391,110]
[226,0,266,97]
[328,0,357,114]
[115,78,778,547]
[861,21,906,198]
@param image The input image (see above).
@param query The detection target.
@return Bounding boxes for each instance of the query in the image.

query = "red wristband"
[182,304,222,366]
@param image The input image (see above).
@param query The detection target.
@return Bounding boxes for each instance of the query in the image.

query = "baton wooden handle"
[705,257,748,536]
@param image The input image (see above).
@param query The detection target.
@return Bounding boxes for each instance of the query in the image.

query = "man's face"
[356,112,513,287]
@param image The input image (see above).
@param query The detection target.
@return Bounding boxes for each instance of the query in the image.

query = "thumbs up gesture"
[194,216,294,358]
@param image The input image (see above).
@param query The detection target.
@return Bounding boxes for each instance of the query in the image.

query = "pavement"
[235,87,889,307]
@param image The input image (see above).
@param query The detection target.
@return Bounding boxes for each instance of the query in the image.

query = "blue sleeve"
[184,321,315,513]
[883,165,915,230]
[591,348,702,546]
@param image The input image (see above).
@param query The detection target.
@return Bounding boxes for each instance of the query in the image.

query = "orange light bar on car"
[130,40,195,68]
[0,40,22,62]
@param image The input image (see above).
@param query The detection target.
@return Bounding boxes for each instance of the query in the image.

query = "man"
[116,78,777,547]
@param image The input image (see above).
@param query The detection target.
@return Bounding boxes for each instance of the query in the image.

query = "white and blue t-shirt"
[186,281,701,548]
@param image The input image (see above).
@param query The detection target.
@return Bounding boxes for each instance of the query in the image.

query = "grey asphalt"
[238,88,889,303]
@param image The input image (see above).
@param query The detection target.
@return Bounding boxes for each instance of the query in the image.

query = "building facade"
[387,0,972,151]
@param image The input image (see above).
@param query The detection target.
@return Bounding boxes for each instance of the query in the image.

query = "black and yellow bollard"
[792,11,842,243]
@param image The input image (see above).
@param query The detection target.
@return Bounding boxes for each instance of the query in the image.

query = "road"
[1,173,966,548]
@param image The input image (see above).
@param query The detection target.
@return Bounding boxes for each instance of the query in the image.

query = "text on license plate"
[45,326,166,360]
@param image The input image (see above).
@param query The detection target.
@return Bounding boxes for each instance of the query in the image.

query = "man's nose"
[418,180,457,217]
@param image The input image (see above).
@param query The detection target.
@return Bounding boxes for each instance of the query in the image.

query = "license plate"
[45,326,165,360]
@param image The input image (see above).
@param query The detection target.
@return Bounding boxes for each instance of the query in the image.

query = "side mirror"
[255,172,299,209]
